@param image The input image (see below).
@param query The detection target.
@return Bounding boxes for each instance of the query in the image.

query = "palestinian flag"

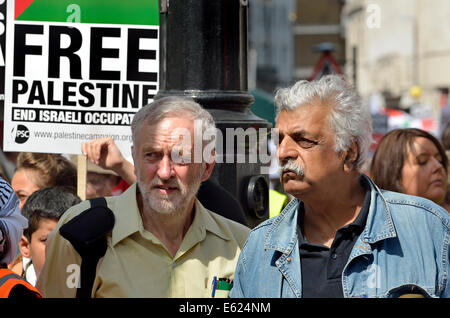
[14,0,159,25]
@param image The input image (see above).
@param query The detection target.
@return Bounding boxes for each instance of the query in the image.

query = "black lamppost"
[156,0,270,227]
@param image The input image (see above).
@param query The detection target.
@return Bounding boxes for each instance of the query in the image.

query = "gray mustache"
[278,160,305,177]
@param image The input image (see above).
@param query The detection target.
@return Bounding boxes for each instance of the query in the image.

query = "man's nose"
[277,137,298,163]
[157,155,175,180]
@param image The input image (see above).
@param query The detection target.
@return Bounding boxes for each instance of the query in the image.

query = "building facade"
[343,0,450,135]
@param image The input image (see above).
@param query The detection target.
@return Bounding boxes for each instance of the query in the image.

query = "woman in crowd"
[370,128,448,209]
[11,153,77,210]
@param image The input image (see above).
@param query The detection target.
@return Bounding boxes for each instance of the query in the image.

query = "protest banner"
[3,0,159,161]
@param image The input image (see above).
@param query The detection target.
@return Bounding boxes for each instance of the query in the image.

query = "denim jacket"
[230,176,450,298]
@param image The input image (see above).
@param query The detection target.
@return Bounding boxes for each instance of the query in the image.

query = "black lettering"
[90,27,120,80]
[127,28,157,82]
[112,83,119,108]
[62,81,77,106]
[142,84,156,106]
[27,80,45,104]
[122,84,139,108]
[79,82,95,107]
[48,26,82,79]
[12,79,28,103]
[47,81,61,105]
[96,83,112,107]
[13,24,43,76]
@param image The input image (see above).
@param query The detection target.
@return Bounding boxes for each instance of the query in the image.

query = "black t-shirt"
[297,178,370,298]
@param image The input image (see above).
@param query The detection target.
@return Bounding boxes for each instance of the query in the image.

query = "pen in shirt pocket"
[211,276,233,298]
[211,276,217,298]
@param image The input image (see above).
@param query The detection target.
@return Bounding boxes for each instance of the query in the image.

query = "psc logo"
[11,124,30,144]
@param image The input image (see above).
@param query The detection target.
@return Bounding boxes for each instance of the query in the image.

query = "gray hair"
[274,75,373,170]
[131,96,216,148]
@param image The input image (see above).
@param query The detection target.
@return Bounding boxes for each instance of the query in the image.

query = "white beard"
[137,169,204,215]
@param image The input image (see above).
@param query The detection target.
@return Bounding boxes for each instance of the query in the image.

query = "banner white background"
[3,2,159,159]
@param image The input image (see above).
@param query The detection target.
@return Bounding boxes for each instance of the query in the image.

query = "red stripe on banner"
[15,0,35,19]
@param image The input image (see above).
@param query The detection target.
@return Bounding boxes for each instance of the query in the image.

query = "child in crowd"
[10,187,80,285]
[0,177,40,298]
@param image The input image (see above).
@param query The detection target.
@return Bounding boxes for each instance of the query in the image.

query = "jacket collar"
[360,175,397,244]
[111,183,230,246]
[264,198,300,254]
[264,175,397,253]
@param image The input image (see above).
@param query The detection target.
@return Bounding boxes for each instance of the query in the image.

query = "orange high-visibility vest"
[0,268,42,298]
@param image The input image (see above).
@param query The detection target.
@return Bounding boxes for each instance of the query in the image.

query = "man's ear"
[343,139,360,172]
[201,160,216,182]
[19,235,31,258]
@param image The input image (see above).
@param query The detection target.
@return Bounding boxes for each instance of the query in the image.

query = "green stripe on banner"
[16,0,159,26]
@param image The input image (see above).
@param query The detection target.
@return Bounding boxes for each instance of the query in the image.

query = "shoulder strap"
[59,197,115,298]
[0,268,41,298]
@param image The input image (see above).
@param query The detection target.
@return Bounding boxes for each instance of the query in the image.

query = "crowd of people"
[0,75,449,298]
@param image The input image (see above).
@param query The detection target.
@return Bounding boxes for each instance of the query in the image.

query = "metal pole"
[157,0,270,227]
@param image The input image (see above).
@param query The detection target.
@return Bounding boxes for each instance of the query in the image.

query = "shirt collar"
[175,199,231,257]
[195,199,231,241]
[296,177,370,245]
[111,183,141,246]
[111,184,231,247]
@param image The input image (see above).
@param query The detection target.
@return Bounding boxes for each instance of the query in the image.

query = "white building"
[343,0,450,135]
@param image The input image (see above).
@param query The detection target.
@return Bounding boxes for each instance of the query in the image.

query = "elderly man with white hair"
[37,96,250,298]
[230,75,450,298]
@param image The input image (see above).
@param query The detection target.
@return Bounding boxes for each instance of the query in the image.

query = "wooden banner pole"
[77,154,87,201]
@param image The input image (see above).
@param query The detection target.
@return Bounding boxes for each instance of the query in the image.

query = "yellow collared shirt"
[37,183,250,298]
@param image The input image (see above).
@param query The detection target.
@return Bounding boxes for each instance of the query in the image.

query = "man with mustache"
[230,75,450,298]
[37,97,250,297]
